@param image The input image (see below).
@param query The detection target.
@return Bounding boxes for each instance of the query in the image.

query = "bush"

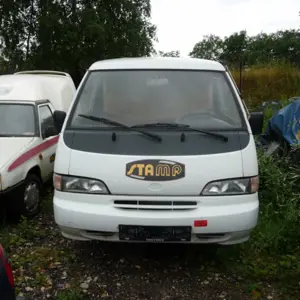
[230,151,300,285]
[254,152,300,254]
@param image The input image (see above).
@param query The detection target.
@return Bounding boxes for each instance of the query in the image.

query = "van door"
[38,104,58,180]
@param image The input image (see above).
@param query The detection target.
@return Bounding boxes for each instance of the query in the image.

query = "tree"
[0,0,31,70]
[272,30,300,65]
[189,34,223,60]
[0,55,9,74]
[220,30,248,67]
[190,29,300,68]
[246,33,276,65]
[0,0,157,84]
[158,50,180,57]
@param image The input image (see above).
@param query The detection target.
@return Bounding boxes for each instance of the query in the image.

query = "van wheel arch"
[27,166,42,182]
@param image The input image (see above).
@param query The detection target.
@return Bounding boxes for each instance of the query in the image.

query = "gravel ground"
[2,189,283,300]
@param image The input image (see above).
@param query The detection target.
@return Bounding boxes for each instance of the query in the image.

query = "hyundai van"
[52,57,264,245]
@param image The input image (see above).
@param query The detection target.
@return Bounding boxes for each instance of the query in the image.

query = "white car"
[52,57,264,245]
[0,71,76,217]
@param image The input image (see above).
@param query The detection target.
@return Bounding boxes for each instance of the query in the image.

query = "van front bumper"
[53,191,259,245]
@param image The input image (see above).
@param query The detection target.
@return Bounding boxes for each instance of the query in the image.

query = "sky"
[151,0,300,56]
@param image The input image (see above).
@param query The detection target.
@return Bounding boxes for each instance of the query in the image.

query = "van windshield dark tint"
[69,70,243,130]
[0,103,36,137]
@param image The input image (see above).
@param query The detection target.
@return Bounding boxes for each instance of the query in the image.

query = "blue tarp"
[262,98,300,146]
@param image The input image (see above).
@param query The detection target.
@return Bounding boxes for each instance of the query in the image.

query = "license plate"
[119,225,191,242]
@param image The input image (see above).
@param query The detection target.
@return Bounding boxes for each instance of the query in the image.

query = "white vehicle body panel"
[67,150,244,196]
[0,138,33,170]
[89,57,225,71]
[54,192,258,244]
[0,74,76,111]
[0,138,45,190]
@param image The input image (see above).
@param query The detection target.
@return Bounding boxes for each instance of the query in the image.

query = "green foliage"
[221,31,248,68]
[55,291,84,300]
[189,34,223,60]
[0,56,9,74]
[190,30,300,68]
[158,50,180,57]
[254,152,300,254]
[0,0,157,82]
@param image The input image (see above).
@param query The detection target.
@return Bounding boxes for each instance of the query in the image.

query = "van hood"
[0,137,34,170]
[61,131,251,196]
[68,151,244,196]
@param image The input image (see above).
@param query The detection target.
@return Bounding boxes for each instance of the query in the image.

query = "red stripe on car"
[7,135,59,172]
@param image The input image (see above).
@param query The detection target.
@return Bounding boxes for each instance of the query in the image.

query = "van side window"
[39,105,55,135]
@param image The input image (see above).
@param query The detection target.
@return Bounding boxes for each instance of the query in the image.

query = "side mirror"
[53,110,66,132]
[44,125,58,138]
[249,112,264,135]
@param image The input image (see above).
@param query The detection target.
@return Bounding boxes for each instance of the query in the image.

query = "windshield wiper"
[131,122,228,142]
[78,114,162,142]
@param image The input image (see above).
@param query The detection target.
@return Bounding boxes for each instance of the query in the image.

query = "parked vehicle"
[52,57,264,245]
[259,97,300,156]
[0,243,15,300]
[0,71,76,218]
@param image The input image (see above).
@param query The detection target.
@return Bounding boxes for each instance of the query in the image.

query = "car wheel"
[20,173,42,218]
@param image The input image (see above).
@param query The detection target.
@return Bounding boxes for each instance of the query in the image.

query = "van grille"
[113,200,198,211]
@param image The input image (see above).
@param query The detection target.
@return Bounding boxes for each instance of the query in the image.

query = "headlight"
[201,176,259,196]
[54,174,109,194]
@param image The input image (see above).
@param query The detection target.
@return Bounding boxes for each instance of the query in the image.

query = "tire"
[18,173,42,218]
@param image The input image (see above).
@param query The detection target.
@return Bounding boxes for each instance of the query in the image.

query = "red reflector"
[4,261,14,287]
[194,220,208,227]
[0,245,14,287]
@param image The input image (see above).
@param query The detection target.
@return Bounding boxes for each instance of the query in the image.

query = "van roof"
[0,74,76,110]
[14,70,71,77]
[89,57,225,71]
[0,75,47,101]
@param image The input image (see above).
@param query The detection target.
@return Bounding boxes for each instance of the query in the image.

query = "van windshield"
[69,70,244,130]
[0,103,36,137]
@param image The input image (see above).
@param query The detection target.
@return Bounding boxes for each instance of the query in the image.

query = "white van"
[0,71,76,217]
[52,57,264,245]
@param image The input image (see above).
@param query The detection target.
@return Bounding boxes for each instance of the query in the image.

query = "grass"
[231,62,300,108]
[1,217,84,299]
[55,291,84,300]
[230,151,300,277]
